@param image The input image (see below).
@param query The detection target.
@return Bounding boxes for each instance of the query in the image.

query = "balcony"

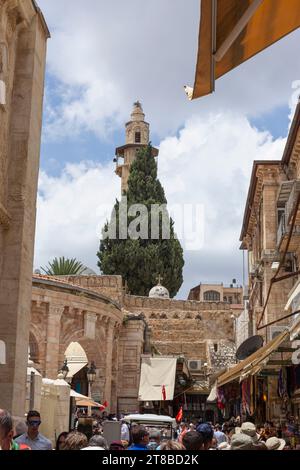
[277,213,300,252]
[285,179,300,226]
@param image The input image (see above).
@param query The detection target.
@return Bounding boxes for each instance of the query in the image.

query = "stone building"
[0,0,49,417]
[29,273,237,418]
[188,282,243,316]
[217,101,300,422]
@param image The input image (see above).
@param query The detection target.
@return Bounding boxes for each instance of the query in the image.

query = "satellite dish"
[236,335,263,360]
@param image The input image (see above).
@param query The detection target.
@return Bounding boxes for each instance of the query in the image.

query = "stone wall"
[59,275,123,302]
[0,0,49,416]
[124,295,235,367]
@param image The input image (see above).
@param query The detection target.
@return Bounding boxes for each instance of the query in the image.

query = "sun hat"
[240,422,260,442]
[230,433,254,450]
[265,437,286,451]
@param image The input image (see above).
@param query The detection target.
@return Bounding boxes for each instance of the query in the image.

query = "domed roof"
[149,283,170,299]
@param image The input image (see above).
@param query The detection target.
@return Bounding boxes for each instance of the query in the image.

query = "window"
[135,132,141,143]
[228,296,233,304]
[213,343,218,352]
[203,290,220,301]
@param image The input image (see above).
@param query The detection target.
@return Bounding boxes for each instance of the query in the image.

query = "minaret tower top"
[115,101,159,193]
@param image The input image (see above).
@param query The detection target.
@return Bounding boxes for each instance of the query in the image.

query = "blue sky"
[35,0,300,298]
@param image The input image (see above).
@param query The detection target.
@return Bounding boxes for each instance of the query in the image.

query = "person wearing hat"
[230,433,254,450]
[240,422,260,443]
[265,436,286,451]
[196,423,214,450]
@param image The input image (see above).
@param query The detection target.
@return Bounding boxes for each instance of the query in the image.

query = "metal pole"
[29,371,35,410]
[88,381,91,416]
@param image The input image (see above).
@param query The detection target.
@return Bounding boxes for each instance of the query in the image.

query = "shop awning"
[76,398,105,409]
[217,329,289,387]
[191,0,300,100]
[70,390,90,400]
[138,357,177,401]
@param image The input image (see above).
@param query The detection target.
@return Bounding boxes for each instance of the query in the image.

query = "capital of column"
[48,303,64,317]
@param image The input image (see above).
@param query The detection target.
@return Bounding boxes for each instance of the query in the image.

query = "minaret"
[115,101,159,193]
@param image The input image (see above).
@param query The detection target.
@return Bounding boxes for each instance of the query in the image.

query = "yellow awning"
[192,0,300,99]
[217,328,289,387]
[76,398,105,408]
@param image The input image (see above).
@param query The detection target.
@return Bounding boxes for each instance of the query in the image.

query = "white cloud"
[34,161,119,271]
[34,111,285,296]
[38,0,300,141]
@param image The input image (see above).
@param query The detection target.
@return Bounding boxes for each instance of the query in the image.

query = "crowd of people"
[1,407,299,451]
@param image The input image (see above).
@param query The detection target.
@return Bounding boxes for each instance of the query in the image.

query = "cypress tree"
[97,144,184,297]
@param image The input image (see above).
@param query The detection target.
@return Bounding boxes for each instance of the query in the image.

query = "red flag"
[176,406,183,423]
[162,385,166,401]
[102,401,108,408]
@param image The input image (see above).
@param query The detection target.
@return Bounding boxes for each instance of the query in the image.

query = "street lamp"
[86,361,96,416]
[59,359,69,381]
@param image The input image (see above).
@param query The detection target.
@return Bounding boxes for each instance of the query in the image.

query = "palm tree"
[41,257,86,275]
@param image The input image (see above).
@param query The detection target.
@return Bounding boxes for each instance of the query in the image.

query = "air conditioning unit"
[187,359,203,372]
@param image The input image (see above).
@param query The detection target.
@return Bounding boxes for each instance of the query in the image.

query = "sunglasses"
[27,420,41,426]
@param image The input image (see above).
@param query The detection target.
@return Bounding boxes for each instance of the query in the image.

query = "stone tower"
[115,101,159,193]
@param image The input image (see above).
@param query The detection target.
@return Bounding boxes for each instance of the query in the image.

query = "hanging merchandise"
[217,387,226,410]
[241,378,251,415]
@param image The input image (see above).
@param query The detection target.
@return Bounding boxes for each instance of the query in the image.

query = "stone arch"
[150,313,157,319]
[160,313,167,319]
[173,313,179,319]
[195,314,202,320]
[29,331,40,364]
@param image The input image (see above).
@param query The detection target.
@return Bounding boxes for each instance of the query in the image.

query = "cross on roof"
[156,274,163,285]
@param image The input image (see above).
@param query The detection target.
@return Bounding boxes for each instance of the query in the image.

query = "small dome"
[149,283,170,299]
[80,266,96,276]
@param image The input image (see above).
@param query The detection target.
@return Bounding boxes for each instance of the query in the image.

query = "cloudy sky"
[35,0,300,298]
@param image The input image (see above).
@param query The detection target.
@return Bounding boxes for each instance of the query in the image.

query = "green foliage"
[41,256,85,275]
[97,144,184,297]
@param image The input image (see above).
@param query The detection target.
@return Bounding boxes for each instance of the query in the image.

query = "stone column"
[0,4,49,416]
[45,305,64,379]
[104,319,114,412]
[110,325,121,414]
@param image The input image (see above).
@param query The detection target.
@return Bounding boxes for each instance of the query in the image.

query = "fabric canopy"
[217,329,288,387]
[191,0,300,99]
[76,398,105,409]
[207,382,217,402]
[138,357,177,401]
[70,390,89,399]
[217,318,300,386]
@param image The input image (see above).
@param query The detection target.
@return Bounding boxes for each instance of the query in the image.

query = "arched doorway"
[64,342,88,395]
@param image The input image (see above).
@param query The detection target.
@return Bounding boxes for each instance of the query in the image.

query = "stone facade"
[239,100,300,421]
[29,274,237,415]
[0,1,49,416]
